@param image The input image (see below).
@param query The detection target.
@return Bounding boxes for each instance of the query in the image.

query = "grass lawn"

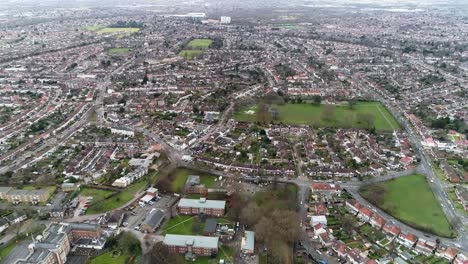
[186,39,213,49]
[80,187,114,202]
[234,101,400,131]
[259,253,268,264]
[90,251,132,264]
[82,25,103,31]
[82,26,139,34]
[107,47,131,55]
[0,242,16,259]
[179,38,212,60]
[86,179,149,215]
[178,50,203,60]
[169,168,217,193]
[189,246,234,264]
[361,174,454,237]
[162,215,197,235]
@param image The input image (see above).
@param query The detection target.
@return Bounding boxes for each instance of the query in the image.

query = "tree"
[312,95,322,105]
[348,99,357,109]
[357,112,375,129]
[145,242,184,264]
[119,231,142,256]
[321,104,335,123]
[360,183,387,205]
[256,103,271,124]
[341,214,357,235]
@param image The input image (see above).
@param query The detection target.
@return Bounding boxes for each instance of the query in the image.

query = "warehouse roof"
[178,198,225,210]
[163,234,218,249]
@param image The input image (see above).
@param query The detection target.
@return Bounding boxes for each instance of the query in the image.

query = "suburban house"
[382,223,401,237]
[318,232,335,247]
[347,247,366,264]
[397,232,418,248]
[314,203,329,215]
[163,234,219,258]
[177,198,225,217]
[369,214,386,230]
[414,238,437,256]
[310,215,327,226]
[102,209,125,229]
[357,207,373,222]
[454,253,467,264]
[140,209,165,233]
[345,200,363,215]
[310,183,341,196]
[332,240,349,259]
[435,245,458,262]
[241,231,255,255]
[313,223,328,236]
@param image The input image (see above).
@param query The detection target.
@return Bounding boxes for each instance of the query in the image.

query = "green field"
[162,215,197,235]
[186,39,213,49]
[86,180,147,214]
[234,102,400,131]
[360,174,454,237]
[0,243,16,259]
[169,168,217,193]
[90,252,132,264]
[178,38,212,60]
[80,187,114,202]
[107,48,131,55]
[82,26,140,34]
[178,50,203,60]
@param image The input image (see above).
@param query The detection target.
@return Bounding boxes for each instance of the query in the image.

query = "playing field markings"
[164,216,194,231]
[375,104,396,130]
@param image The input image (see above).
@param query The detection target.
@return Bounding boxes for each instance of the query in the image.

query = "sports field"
[178,38,212,60]
[82,26,140,34]
[186,39,212,49]
[234,101,400,131]
[360,174,454,238]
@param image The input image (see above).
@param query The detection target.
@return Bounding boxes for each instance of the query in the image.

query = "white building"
[220,16,231,24]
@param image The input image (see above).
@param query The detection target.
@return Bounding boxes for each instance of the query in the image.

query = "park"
[234,101,400,132]
[178,38,213,60]
[360,174,455,238]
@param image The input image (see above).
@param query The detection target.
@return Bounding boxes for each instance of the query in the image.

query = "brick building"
[177,198,225,217]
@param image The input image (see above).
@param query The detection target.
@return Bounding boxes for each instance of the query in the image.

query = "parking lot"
[121,194,177,232]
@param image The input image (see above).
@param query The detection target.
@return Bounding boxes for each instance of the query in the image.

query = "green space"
[178,38,212,60]
[0,242,16,259]
[80,187,114,202]
[186,39,213,49]
[107,48,132,56]
[189,246,234,264]
[86,173,158,215]
[167,168,217,193]
[360,174,454,237]
[234,101,400,131]
[178,50,203,60]
[90,252,131,264]
[21,185,56,196]
[82,26,140,34]
[162,215,198,235]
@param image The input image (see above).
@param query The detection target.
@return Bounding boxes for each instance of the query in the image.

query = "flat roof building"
[177,198,226,217]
